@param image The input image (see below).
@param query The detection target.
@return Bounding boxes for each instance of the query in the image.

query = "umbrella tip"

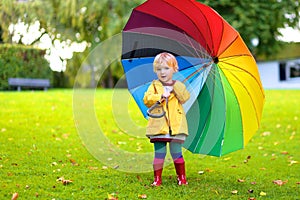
[213,57,219,64]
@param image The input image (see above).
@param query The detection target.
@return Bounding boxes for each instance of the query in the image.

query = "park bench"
[8,78,50,91]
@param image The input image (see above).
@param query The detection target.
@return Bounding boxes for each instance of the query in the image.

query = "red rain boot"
[151,163,163,186]
[174,162,188,185]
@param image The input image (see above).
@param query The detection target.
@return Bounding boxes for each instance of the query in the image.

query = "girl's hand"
[162,86,173,98]
[162,91,170,98]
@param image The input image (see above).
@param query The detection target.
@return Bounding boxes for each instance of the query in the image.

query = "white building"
[257,58,300,89]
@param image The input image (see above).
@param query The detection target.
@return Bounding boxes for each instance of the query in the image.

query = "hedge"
[0,44,51,90]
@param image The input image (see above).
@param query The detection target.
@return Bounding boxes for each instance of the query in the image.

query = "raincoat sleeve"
[173,81,190,104]
[143,81,162,108]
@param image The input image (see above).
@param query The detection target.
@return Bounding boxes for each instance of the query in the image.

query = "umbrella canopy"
[121,0,265,156]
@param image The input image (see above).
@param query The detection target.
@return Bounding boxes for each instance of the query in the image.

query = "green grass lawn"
[0,89,299,199]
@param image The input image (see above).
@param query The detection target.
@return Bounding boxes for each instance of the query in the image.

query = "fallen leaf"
[137,175,143,182]
[107,193,118,200]
[248,198,256,200]
[251,181,257,185]
[205,168,214,172]
[56,177,73,185]
[261,131,271,136]
[296,182,300,184]
[260,191,267,196]
[138,194,147,199]
[11,192,18,200]
[244,155,252,163]
[289,131,296,140]
[238,179,245,183]
[70,159,79,166]
[62,179,73,185]
[231,190,238,194]
[88,166,99,170]
[248,189,254,193]
[288,160,298,166]
[273,180,288,186]
[62,133,70,139]
[198,171,204,175]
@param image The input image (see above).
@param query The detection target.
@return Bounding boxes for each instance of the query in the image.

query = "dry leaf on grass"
[288,160,298,166]
[237,179,245,183]
[231,190,238,194]
[198,170,204,175]
[138,194,147,199]
[273,180,288,186]
[57,177,73,185]
[244,155,251,163]
[248,189,254,193]
[259,191,267,196]
[136,175,143,182]
[11,192,18,200]
[261,131,271,136]
[107,193,118,200]
[70,159,79,166]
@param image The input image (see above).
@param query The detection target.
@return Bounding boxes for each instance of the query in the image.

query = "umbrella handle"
[147,99,166,118]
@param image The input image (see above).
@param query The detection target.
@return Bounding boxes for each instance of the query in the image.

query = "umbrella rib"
[161,0,214,55]
[181,32,211,59]
[183,61,213,83]
[219,61,263,127]
[221,56,265,93]
[189,0,215,56]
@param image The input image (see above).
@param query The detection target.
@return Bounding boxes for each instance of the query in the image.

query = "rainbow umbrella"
[121,0,265,156]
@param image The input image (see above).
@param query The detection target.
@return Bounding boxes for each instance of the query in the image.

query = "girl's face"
[155,64,175,84]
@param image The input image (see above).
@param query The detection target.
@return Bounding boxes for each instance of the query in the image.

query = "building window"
[289,62,300,78]
[279,60,300,82]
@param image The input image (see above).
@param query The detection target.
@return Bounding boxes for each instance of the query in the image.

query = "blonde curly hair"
[153,52,178,72]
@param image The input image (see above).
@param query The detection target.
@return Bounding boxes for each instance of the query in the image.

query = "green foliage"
[0,89,299,199]
[201,0,300,58]
[0,44,51,90]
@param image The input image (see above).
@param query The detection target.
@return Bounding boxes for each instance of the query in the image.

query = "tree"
[23,0,144,87]
[201,0,300,58]
[0,0,145,87]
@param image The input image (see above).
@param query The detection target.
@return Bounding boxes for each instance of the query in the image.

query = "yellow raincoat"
[143,80,190,137]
